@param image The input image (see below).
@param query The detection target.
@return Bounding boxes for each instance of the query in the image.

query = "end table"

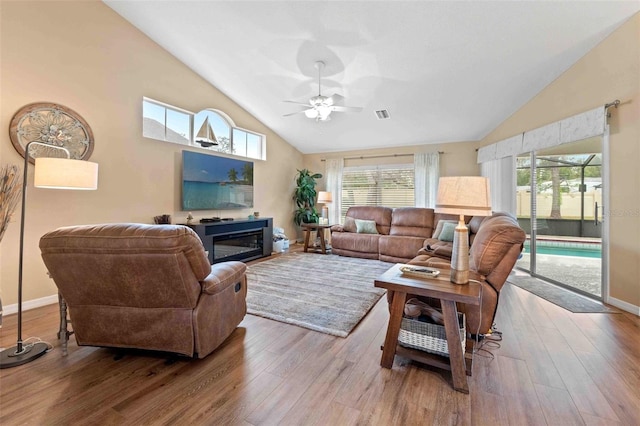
[374,264,481,393]
[301,223,332,254]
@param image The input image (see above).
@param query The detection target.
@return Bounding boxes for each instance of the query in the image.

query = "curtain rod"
[605,99,620,110]
[320,152,443,162]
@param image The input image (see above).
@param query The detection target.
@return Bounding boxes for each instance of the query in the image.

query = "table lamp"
[0,141,98,368]
[435,176,491,284]
[317,191,332,222]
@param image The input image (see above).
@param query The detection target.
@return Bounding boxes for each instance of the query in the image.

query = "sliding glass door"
[515,137,603,298]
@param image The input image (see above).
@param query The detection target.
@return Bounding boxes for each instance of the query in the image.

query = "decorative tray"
[399,265,441,278]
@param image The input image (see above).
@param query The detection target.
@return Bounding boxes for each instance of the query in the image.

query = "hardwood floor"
[1,254,639,425]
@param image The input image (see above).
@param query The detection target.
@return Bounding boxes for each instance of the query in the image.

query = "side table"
[301,223,333,254]
[374,264,481,393]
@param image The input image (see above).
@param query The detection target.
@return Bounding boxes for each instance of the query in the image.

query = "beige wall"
[0,1,303,306]
[304,141,479,190]
[479,14,640,308]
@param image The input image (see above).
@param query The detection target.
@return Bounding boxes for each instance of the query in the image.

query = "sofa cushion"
[379,235,427,263]
[355,219,379,234]
[343,216,357,233]
[344,206,392,235]
[437,221,456,242]
[432,219,457,239]
[467,215,486,234]
[330,232,381,254]
[388,207,434,238]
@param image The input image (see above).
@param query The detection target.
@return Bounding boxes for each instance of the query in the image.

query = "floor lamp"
[0,141,98,368]
[435,176,491,284]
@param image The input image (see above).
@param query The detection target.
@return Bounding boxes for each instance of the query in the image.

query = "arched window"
[143,98,265,160]
[194,109,233,154]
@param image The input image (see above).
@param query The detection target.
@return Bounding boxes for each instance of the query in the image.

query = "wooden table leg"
[441,299,469,393]
[318,227,326,254]
[303,228,311,252]
[380,290,407,368]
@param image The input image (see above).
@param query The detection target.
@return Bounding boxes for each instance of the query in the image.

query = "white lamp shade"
[435,176,491,216]
[34,158,99,190]
[317,191,332,203]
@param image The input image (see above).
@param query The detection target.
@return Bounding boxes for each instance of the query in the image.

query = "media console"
[186,217,273,264]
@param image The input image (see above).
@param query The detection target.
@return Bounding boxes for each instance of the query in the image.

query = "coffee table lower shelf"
[383,340,475,377]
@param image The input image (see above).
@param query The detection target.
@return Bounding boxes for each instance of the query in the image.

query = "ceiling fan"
[283,61,363,122]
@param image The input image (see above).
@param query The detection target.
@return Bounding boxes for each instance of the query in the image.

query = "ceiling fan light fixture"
[318,105,332,117]
[305,109,319,119]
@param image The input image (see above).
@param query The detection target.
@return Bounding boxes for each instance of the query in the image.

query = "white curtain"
[414,152,440,208]
[325,158,343,224]
[481,156,516,215]
[601,124,610,301]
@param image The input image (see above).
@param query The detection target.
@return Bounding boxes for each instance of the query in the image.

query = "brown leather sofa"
[331,207,526,335]
[330,206,472,263]
[40,223,247,358]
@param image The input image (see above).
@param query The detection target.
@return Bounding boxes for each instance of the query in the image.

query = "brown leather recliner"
[408,213,526,335]
[39,223,247,358]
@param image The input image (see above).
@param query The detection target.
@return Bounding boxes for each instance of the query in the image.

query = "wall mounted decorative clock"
[9,102,94,164]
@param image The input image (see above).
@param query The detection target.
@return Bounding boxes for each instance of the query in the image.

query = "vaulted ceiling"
[104,1,639,154]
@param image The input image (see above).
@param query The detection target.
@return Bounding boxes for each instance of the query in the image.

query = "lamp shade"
[317,191,332,203]
[34,158,99,190]
[435,176,491,216]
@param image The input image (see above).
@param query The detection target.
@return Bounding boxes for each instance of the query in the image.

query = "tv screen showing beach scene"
[182,150,254,210]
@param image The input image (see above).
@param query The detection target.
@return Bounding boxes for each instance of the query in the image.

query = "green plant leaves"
[293,169,322,226]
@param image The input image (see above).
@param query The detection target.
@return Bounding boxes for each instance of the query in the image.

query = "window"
[341,165,415,219]
[233,128,263,160]
[194,109,232,154]
[142,98,266,160]
[142,98,192,145]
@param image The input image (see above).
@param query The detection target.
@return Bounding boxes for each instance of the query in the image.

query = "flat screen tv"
[182,150,254,210]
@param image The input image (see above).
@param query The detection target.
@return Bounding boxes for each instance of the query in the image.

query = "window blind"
[340,165,415,219]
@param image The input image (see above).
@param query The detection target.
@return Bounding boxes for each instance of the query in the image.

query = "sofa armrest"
[201,261,247,295]
[330,224,344,232]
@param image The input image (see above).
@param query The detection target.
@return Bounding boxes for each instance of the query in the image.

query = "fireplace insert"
[212,230,263,262]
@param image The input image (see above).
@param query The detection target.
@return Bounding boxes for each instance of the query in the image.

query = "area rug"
[245,253,391,337]
[507,274,618,313]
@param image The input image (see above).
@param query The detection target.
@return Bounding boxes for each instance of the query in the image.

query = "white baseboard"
[606,296,640,316]
[1,294,59,316]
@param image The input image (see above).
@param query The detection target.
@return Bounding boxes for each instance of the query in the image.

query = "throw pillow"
[343,216,357,233]
[438,221,456,242]
[355,219,379,234]
[432,219,457,239]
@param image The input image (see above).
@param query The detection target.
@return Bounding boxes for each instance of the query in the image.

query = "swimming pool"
[523,241,601,259]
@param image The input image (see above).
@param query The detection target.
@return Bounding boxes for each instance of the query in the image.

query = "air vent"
[375,109,390,120]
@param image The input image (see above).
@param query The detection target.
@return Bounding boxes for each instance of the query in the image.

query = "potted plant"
[293,168,323,226]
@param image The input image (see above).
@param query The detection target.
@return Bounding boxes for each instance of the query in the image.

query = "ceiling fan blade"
[283,109,311,117]
[283,100,313,107]
[332,105,363,113]
[328,94,344,105]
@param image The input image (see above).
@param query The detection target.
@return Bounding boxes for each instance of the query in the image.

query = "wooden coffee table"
[374,264,481,393]
[301,223,332,254]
